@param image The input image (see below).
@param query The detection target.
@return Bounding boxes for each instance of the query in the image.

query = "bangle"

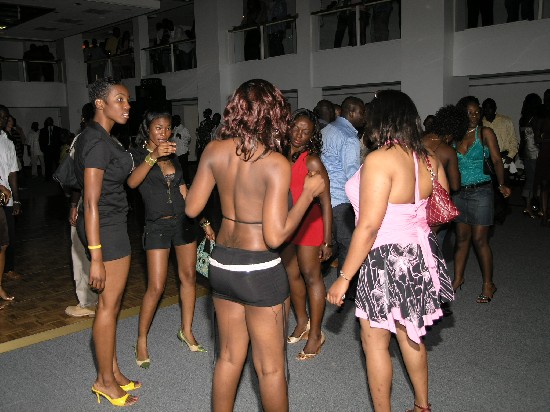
[13,200,21,205]
[322,242,333,248]
[339,270,351,281]
[200,219,211,228]
[144,153,157,167]
[498,184,504,188]
[87,244,102,250]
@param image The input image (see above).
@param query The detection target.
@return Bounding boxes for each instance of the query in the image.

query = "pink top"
[345,154,442,342]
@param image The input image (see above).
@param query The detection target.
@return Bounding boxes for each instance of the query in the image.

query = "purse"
[53,133,81,190]
[196,238,214,278]
[425,157,460,226]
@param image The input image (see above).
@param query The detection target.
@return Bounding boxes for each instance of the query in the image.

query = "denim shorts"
[452,183,494,226]
[142,214,196,250]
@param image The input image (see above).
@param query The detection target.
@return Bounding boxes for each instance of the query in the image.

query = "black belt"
[461,181,492,190]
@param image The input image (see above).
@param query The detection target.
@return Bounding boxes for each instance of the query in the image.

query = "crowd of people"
[1,78,550,411]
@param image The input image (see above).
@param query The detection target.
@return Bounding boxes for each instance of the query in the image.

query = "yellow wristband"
[144,153,157,167]
[87,244,102,250]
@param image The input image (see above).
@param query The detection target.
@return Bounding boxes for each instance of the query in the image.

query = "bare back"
[188,138,291,251]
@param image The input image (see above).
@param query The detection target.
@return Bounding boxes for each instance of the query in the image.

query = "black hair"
[0,105,8,115]
[283,108,323,162]
[482,98,496,110]
[341,96,364,118]
[431,105,469,144]
[81,102,95,123]
[88,77,121,103]
[456,96,480,113]
[364,90,426,156]
[137,108,172,147]
[520,93,542,119]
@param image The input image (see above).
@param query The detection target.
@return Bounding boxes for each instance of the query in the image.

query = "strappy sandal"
[296,331,326,361]
[476,282,497,303]
[406,402,432,412]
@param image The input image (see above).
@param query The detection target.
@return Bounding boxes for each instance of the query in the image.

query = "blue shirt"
[321,117,361,207]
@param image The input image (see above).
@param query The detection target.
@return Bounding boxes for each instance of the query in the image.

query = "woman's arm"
[263,158,325,249]
[307,155,333,261]
[185,143,216,218]
[83,168,106,291]
[127,142,176,189]
[443,147,460,192]
[327,151,391,306]
[482,127,511,198]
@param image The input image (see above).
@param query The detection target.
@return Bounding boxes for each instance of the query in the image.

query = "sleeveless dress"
[345,153,454,343]
[289,151,324,246]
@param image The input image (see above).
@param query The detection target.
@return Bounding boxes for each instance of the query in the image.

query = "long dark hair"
[283,108,323,162]
[219,79,291,162]
[364,90,427,157]
[136,108,172,148]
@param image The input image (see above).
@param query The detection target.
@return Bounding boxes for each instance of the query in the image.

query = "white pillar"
[400,0,467,119]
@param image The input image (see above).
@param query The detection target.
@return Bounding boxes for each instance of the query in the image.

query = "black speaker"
[135,84,166,102]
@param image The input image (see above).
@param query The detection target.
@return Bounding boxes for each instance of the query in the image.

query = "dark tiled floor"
[0,175,209,344]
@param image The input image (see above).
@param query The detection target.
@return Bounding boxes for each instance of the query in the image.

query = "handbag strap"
[424,156,437,181]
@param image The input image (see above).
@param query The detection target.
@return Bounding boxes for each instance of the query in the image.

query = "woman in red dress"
[281,109,332,359]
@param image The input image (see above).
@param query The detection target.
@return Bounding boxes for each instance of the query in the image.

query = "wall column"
[400,0,467,119]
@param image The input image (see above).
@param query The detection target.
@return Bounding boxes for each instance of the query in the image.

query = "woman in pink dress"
[327,90,454,412]
[281,109,332,360]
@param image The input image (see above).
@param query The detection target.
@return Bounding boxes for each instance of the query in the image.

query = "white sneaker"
[65,304,96,317]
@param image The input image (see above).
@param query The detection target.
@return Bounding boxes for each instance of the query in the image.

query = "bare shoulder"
[305,153,323,171]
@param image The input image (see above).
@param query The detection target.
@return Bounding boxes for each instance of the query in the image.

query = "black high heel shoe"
[452,279,464,292]
[476,282,497,303]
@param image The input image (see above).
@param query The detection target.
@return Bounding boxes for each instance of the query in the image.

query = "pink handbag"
[425,157,460,226]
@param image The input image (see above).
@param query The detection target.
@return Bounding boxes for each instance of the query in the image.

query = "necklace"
[467,126,477,134]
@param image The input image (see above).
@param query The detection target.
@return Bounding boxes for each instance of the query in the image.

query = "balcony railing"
[312,0,399,51]
[142,39,197,76]
[228,15,298,62]
[0,58,64,82]
[86,52,135,84]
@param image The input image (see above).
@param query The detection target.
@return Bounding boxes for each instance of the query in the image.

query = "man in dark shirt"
[39,117,62,181]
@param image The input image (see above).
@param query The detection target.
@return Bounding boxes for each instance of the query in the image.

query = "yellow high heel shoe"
[287,320,310,344]
[120,380,141,391]
[134,345,150,369]
[91,386,137,407]
[177,329,207,352]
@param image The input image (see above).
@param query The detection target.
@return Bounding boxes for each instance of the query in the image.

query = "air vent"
[56,18,83,24]
[82,9,111,16]
[35,27,61,31]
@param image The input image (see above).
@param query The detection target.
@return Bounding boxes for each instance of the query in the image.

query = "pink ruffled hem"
[355,306,444,344]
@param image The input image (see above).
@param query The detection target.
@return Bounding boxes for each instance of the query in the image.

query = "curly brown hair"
[283,108,323,162]
[219,79,291,161]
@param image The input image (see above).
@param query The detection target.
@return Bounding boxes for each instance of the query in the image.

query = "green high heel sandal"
[177,329,207,352]
[134,345,150,369]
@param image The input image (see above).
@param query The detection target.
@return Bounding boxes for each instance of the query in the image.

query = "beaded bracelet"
[200,219,211,228]
[339,270,351,281]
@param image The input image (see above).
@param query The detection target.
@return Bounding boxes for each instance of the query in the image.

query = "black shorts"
[142,214,195,250]
[209,245,289,307]
[77,218,130,262]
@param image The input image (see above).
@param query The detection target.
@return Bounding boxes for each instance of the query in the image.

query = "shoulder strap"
[413,153,420,202]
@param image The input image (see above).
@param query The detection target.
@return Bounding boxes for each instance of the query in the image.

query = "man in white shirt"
[171,115,191,184]
[0,105,22,281]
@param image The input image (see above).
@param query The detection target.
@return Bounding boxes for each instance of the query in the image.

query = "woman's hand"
[179,184,188,200]
[319,243,332,261]
[326,277,349,307]
[0,185,11,204]
[498,184,511,198]
[203,224,216,241]
[303,172,325,198]
[151,141,176,160]
[89,260,106,292]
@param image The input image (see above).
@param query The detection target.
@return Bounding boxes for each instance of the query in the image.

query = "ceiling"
[0,0,193,42]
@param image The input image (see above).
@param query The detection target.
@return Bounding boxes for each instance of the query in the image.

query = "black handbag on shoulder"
[53,134,81,190]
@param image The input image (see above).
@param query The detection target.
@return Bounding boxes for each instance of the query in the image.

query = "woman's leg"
[471,225,496,299]
[212,298,250,412]
[280,244,309,339]
[453,223,472,290]
[296,245,326,354]
[359,318,392,412]
[395,323,429,411]
[246,298,290,412]
[136,249,170,361]
[92,256,137,404]
[174,241,200,344]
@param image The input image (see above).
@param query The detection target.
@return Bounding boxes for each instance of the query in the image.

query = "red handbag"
[425,157,460,226]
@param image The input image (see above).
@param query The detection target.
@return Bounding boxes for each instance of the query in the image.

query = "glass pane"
[148,45,173,74]
[173,40,196,71]
[111,53,135,79]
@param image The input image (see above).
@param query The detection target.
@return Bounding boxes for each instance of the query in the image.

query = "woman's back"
[207,138,290,251]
